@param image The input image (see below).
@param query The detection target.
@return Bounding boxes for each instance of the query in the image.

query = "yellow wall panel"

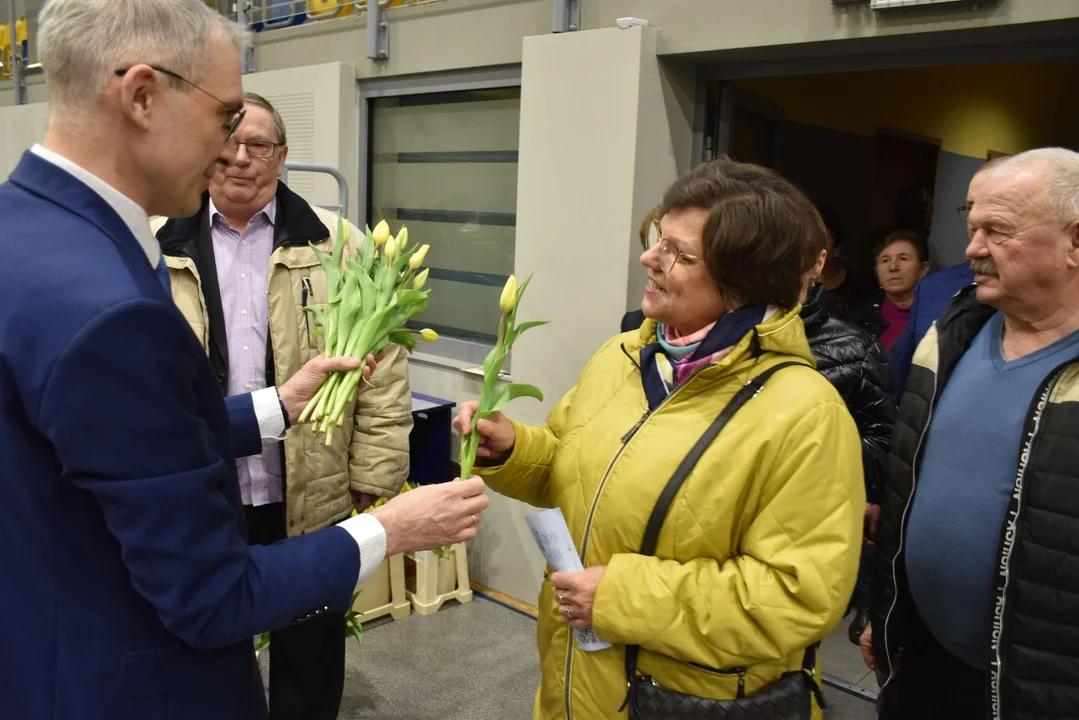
[309,0,352,19]
[734,61,1079,159]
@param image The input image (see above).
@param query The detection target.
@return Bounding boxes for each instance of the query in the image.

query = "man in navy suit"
[889,262,975,395]
[0,2,488,719]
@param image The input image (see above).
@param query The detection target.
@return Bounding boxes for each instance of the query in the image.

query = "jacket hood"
[156,181,331,256]
[631,305,815,367]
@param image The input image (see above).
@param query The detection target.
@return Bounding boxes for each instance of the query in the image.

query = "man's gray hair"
[980,147,1079,227]
[244,92,288,146]
[38,0,249,115]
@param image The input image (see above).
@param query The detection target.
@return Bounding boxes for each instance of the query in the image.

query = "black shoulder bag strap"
[621,361,821,705]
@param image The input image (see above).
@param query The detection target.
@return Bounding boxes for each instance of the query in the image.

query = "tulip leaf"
[507,319,548,345]
[333,214,348,269]
[482,383,544,417]
[311,242,341,303]
[515,320,548,334]
[362,226,376,271]
[303,304,328,327]
[515,272,535,302]
[394,289,429,306]
[390,331,419,353]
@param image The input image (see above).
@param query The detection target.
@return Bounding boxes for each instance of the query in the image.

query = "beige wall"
[5,0,1076,106]
[241,62,360,222]
[453,25,686,603]
[253,0,1079,77]
[397,25,689,605]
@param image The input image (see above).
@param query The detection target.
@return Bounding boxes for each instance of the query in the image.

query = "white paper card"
[525,508,612,652]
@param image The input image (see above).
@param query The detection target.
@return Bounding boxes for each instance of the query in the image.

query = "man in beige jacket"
[153,93,411,720]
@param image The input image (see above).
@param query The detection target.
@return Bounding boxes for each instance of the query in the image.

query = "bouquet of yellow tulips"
[299,217,437,444]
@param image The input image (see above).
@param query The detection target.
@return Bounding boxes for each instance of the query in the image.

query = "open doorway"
[707,83,784,169]
[701,60,1079,274]
[862,129,940,268]
[697,55,1079,702]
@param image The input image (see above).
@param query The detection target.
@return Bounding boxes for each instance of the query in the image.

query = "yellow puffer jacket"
[479,308,864,720]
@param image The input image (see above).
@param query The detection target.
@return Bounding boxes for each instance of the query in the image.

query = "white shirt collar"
[31,144,160,268]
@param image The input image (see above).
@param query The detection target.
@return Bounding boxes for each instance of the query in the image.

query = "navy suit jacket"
[0,152,360,720]
[890,262,975,396]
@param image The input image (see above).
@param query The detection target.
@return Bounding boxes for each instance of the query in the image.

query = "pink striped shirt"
[210,197,282,507]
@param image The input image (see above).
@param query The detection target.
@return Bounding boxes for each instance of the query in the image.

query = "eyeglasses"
[643,219,701,273]
[114,65,245,140]
[230,139,283,159]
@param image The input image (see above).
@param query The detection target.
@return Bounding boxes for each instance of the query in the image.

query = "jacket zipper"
[563,403,653,720]
[688,662,747,697]
[880,347,939,694]
[988,368,1062,720]
[563,359,742,720]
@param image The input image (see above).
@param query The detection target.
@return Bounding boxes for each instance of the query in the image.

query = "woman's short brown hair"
[638,205,663,249]
[660,158,826,309]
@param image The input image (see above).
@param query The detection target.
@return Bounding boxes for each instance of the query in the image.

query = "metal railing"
[280,161,350,218]
[230,0,425,31]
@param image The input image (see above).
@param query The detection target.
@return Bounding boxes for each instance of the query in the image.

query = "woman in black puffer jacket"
[801,277,896,644]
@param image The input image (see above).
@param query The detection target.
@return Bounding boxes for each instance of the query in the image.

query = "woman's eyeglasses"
[642,220,701,273]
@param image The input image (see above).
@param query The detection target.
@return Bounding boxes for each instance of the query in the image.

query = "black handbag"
[623,361,826,720]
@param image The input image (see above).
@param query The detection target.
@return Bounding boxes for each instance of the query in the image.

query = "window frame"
[358,65,522,367]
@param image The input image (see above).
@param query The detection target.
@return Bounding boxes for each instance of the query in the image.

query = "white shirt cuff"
[339,513,388,584]
[251,387,287,442]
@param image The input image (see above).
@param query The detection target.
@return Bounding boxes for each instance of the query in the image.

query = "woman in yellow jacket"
[456,159,864,719]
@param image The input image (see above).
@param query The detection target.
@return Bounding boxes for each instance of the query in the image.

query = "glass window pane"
[369,88,520,344]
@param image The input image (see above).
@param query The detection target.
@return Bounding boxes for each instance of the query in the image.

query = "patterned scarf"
[639,306,769,411]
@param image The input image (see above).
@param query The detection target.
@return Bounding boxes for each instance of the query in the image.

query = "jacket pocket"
[120,642,254,697]
[299,276,328,353]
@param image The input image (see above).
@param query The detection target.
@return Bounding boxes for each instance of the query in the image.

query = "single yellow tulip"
[409,244,430,270]
[419,328,439,342]
[372,220,390,246]
[396,226,409,251]
[412,268,430,290]
[499,274,518,314]
[385,235,398,260]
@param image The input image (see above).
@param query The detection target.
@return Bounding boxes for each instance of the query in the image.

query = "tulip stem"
[457,274,546,481]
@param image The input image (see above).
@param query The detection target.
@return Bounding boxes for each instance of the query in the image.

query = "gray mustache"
[970,258,999,277]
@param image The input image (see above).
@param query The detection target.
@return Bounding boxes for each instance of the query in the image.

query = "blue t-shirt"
[905,312,1079,669]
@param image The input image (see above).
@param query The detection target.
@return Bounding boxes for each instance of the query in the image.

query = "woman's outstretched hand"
[453,400,516,464]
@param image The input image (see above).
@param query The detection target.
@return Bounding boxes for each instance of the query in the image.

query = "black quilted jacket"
[871,286,1079,719]
[801,284,895,504]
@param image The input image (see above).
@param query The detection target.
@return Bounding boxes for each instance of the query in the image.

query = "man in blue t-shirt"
[861,148,1079,719]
